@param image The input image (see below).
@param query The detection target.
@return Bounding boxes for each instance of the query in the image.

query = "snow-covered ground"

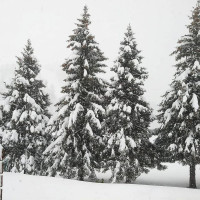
[3,163,200,200]
[136,163,200,188]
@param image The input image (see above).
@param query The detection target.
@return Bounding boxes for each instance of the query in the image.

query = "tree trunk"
[78,166,84,181]
[189,158,196,189]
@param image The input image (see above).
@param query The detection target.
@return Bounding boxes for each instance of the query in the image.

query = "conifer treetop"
[110,24,148,98]
[119,25,141,58]
[77,5,91,27]
[16,39,40,80]
[61,6,107,96]
[172,2,200,71]
[188,1,200,35]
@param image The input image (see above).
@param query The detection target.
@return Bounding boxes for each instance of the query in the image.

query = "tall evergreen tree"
[103,25,159,183]
[0,40,51,175]
[44,6,107,181]
[156,1,200,188]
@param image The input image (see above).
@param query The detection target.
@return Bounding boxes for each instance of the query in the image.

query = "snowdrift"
[3,163,200,200]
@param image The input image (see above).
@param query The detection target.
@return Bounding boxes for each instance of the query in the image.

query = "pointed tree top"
[127,24,132,31]
[197,0,200,7]
[82,5,90,20]
[27,39,31,45]
[76,5,91,28]
[16,40,40,77]
[193,0,200,11]
[186,0,200,34]
[124,24,135,41]
[23,39,34,55]
[83,5,88,14]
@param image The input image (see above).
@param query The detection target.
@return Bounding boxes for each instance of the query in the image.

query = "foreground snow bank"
[3,169,200,200]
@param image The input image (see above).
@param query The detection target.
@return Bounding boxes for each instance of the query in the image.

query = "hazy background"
[0,0,197,128]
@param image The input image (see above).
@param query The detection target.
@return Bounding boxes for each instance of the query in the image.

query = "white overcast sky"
[0,0,197,127]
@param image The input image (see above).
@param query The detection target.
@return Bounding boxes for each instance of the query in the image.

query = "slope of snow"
[3,163,200,200]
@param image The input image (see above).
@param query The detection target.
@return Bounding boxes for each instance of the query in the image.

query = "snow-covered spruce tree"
[103,25,160,183]
[44,6,107,181]
[0,40,51,175]
[156,1,200,189]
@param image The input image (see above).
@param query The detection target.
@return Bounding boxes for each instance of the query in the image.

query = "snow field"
[3,163,200,200]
